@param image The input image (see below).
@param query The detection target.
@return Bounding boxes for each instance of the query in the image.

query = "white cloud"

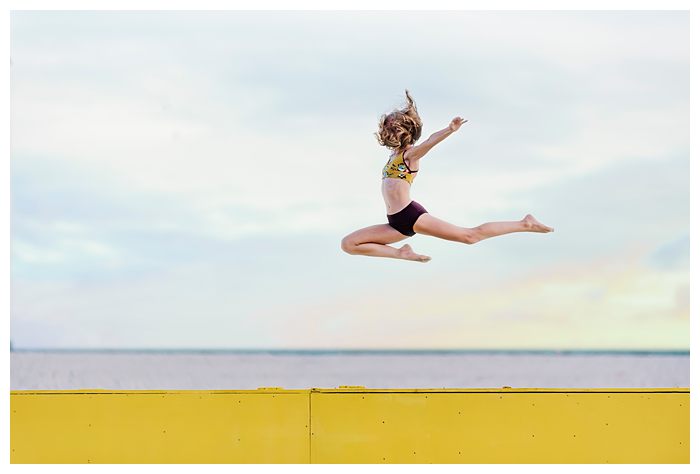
[10,11,689,349]
[271,244,689,350]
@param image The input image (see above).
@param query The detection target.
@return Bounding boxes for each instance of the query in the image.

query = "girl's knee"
[461,228,481,245]
[341,236,357,254]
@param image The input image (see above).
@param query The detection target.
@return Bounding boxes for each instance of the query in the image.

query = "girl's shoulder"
[390,145,413,158]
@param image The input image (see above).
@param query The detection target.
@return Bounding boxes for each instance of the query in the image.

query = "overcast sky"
[10,10,689,350]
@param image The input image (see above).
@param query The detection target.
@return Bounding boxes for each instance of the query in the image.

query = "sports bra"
[381,149,419,184]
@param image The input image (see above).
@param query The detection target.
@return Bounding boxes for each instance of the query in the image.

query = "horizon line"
[9,347,690,355]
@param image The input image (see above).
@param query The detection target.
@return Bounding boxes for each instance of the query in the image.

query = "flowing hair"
[374,89,423,151]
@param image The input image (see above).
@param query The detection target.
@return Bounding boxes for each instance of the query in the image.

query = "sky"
[10,10,689,350]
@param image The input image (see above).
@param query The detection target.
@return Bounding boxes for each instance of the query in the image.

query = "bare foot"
[398,243,431,263]
[522,214,554,233]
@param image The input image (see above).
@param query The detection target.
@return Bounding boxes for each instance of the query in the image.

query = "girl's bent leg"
[341,224,431,262]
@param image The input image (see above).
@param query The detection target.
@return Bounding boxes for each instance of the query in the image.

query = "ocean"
[10,350,689,390]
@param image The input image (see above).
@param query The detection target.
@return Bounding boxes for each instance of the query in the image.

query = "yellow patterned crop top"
[381,149,419,184]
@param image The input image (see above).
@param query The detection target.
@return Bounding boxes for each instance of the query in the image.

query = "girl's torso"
[381,147,420,214]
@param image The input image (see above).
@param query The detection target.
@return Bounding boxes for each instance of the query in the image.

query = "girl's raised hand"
[449,116,468,132]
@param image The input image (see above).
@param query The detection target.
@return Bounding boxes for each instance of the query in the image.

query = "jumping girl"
[341,89,554,263]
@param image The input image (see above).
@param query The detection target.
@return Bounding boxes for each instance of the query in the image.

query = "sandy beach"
[10,351,689,390]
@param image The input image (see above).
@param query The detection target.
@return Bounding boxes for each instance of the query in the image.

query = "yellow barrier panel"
[310,388,689,463]
[10,389,310,463]
[11,387,689,463]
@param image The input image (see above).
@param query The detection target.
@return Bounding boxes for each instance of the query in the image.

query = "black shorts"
[387,200,428,237]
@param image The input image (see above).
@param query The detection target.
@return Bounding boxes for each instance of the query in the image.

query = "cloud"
[272,245,689,350]
[10,11,689,349]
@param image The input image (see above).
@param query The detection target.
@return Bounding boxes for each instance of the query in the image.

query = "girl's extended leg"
[413,213,553,244]
[341,224,431,262]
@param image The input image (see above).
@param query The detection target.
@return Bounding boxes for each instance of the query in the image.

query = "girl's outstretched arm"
[406,117,467,161]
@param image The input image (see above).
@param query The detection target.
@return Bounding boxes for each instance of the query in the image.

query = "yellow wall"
[11,387,689,463]
[11,389,310,463]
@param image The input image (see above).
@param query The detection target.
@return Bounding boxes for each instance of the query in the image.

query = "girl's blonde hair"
[374,89,423,151]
